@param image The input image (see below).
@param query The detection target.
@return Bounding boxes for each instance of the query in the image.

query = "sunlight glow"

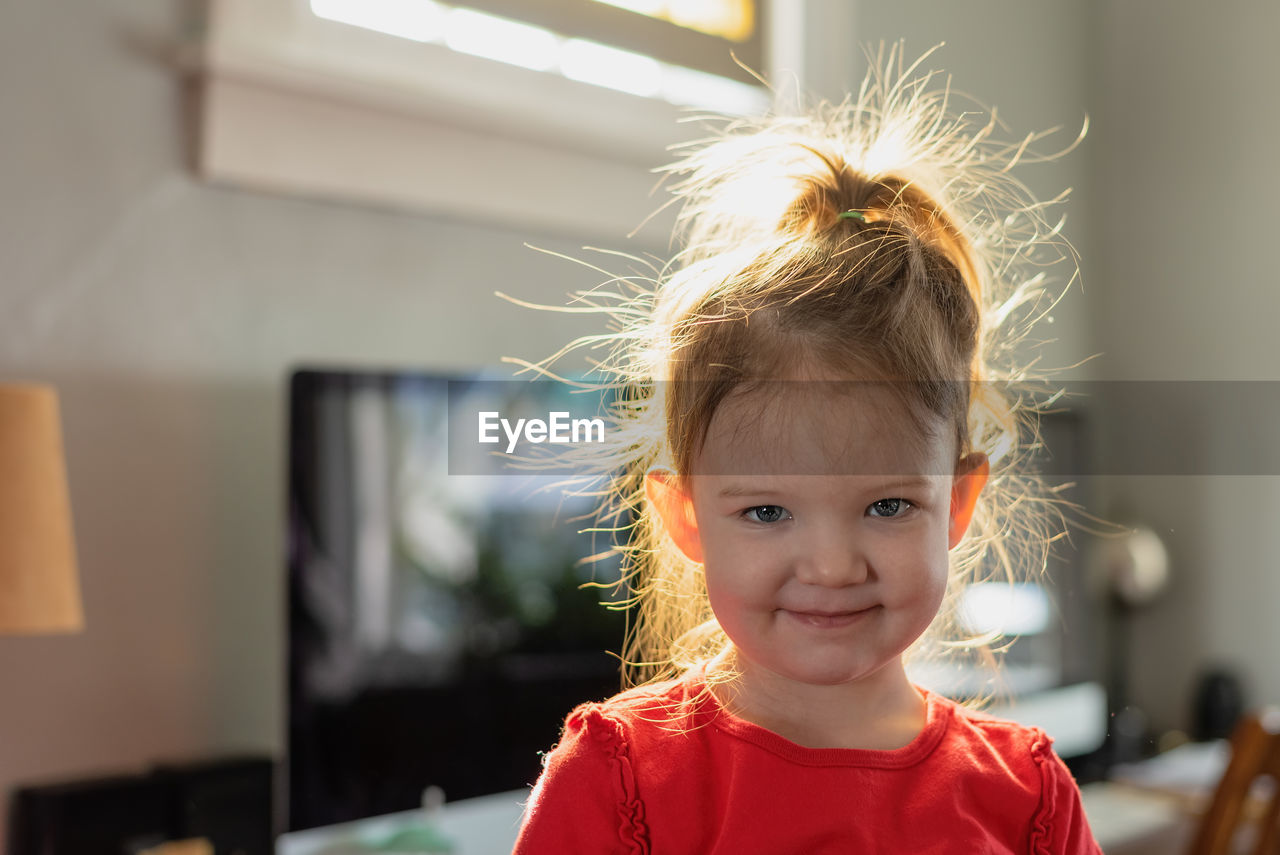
[445,8,559,71]
[561,39,663,98]
[958,582,1052,637]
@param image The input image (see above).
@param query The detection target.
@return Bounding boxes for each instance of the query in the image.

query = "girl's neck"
[708,653,926,751]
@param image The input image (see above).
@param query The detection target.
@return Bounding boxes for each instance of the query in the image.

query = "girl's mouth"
[781,606,880,628]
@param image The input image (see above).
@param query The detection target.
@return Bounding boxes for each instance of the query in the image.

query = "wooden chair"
[1187,707,1280,855]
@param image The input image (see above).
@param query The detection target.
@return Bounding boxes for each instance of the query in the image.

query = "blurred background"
[2,0,1278,848]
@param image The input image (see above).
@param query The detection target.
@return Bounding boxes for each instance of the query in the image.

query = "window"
[194,0,845,238]
[307,0,767,112]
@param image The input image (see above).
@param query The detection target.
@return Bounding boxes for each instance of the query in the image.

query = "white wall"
[1088,0,1280,733]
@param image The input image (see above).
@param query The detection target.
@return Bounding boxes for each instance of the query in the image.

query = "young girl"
[511,52,1100,854]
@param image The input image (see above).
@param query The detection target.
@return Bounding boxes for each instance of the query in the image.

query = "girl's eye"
[867,498,911,518]
[743,505,790,524]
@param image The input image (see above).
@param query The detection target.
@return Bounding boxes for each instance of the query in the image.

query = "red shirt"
[513,673,1102,854]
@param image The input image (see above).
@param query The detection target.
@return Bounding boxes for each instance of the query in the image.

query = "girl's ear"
[644,469,704,563]
[948,453,990,549]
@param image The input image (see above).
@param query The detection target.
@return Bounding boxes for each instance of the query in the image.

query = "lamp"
[0,383,83,633]
[1102,524,1170,764]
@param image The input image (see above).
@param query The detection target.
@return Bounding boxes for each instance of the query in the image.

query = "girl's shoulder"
[592,674,694,709]
[923,692,1101,852]
[513,672,711,853]
[564,671,711,740]
[929,690,1060,762]
[926,691,1092,812]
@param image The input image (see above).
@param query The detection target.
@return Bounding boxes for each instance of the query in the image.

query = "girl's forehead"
[692,381,958,477]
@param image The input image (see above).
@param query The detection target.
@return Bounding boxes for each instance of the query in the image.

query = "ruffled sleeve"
[1028,733,1103,855]
[511,704,651,855]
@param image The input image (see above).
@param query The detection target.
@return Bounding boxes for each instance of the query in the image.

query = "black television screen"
[285,369,627,831]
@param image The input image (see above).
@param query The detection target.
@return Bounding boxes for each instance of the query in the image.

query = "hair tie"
[837,210,868,222]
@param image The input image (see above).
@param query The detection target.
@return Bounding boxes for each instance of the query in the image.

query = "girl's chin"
[739,656,901,690]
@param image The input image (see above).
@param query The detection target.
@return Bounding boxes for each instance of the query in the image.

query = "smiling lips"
[782,605,881,628]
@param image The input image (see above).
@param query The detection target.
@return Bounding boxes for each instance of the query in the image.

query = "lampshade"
[0,383,84,633]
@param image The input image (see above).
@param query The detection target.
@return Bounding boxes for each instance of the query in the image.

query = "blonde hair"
[513,46,1081,694]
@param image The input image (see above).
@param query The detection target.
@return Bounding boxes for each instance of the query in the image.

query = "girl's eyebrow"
[716,476,939,499]
[874,476,936,492]
[716,484,782,498]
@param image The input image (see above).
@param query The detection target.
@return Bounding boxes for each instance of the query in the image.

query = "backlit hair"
[512,45,1083,693]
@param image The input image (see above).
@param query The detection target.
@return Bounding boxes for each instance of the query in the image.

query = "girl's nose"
[794,527,869,587]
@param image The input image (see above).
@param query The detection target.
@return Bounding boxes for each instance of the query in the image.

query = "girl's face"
[682,382,978,691]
